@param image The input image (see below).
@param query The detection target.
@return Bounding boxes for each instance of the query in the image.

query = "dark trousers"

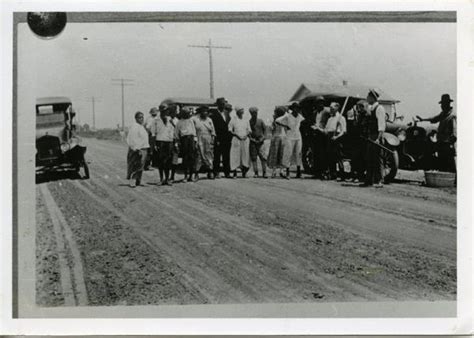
[127,148,147,185]
[327,134,344,178]
[364,140,384,185]
[437,142,456,173]
[312,131,328,177]
[349,138,365,179]
[213,138,231,176]
[145,136,155,169]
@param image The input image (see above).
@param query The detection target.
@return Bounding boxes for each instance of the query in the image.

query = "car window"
[37,103,70,115]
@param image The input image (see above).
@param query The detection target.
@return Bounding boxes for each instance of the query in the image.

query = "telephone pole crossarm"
[188,39,232,99]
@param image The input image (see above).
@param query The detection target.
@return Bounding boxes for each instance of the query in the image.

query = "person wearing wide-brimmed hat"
[416,94,456,172]
[310,96,331,179]
[360,89,386,188]
[192,105,216,181]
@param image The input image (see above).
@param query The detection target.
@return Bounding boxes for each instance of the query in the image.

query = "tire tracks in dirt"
[88,141,448,298]
[39,184,89,306]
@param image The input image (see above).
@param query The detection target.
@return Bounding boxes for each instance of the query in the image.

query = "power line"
[188,39,231,99]
[111,78,135,130]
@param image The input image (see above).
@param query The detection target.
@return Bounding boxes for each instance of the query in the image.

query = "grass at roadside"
[77,128,124,142]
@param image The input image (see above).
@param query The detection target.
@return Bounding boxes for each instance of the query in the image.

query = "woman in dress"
[267,106,290,179]
[192,105,216,181]
[228,107,251,178]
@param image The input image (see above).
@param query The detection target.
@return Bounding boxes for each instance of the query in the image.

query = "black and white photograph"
[2,2,473,335]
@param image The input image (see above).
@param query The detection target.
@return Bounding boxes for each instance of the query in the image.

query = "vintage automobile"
[36,96,89,178]
[291,83,443,182]
[290,83,402,182]
[160,97,217,115]
[387,118,438,172]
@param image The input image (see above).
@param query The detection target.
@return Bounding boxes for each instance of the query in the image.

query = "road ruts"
[38,184,89,306]
[36,137,457,305]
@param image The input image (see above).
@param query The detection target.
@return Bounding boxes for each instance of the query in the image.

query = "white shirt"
[229,117,251,138]
[145,115,157,135]
[279,113,304,140]
[127,122,149,150]
[154,117,175,142]
[369,102,386,132]
[325,112,347,134]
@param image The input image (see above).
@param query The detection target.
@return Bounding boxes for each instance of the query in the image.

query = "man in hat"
[361,89,386,188]
[416,94,456,172]
[210,97,233,178]
[310,96,331,179]
[249,106,267,178]
[144,107,158,170]
[279,102,304,178]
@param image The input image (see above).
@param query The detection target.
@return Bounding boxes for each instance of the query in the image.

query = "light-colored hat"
[235,106,244,113]
[249,106,258,113]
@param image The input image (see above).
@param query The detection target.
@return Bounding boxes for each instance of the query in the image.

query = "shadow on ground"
[36,169,85,184]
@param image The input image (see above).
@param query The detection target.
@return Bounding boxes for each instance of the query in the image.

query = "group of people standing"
[126,97,271,187]
[299,90,387,187]
[126,90,456,188]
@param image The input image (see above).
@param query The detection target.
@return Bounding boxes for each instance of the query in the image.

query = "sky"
[19,21,456,128]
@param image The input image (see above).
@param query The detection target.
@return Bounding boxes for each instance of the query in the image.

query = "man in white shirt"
[325,102,347,180]
[126,111,150,187]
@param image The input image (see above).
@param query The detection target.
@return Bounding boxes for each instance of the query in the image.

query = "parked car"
[386,119,438,172]
[160,97,217,116]
[36,96,89,179]
[294,84,401,182]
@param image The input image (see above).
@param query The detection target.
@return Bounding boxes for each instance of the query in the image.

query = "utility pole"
[81,96,101,130]
[188,39,231,99]
[111,78,134,130]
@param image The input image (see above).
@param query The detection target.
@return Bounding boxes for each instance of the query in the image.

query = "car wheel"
[302,147,313,174]
[382,148,399,183]
[81,161,90,179]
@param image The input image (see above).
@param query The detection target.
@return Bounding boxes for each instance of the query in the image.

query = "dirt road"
[36,138,456,307]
